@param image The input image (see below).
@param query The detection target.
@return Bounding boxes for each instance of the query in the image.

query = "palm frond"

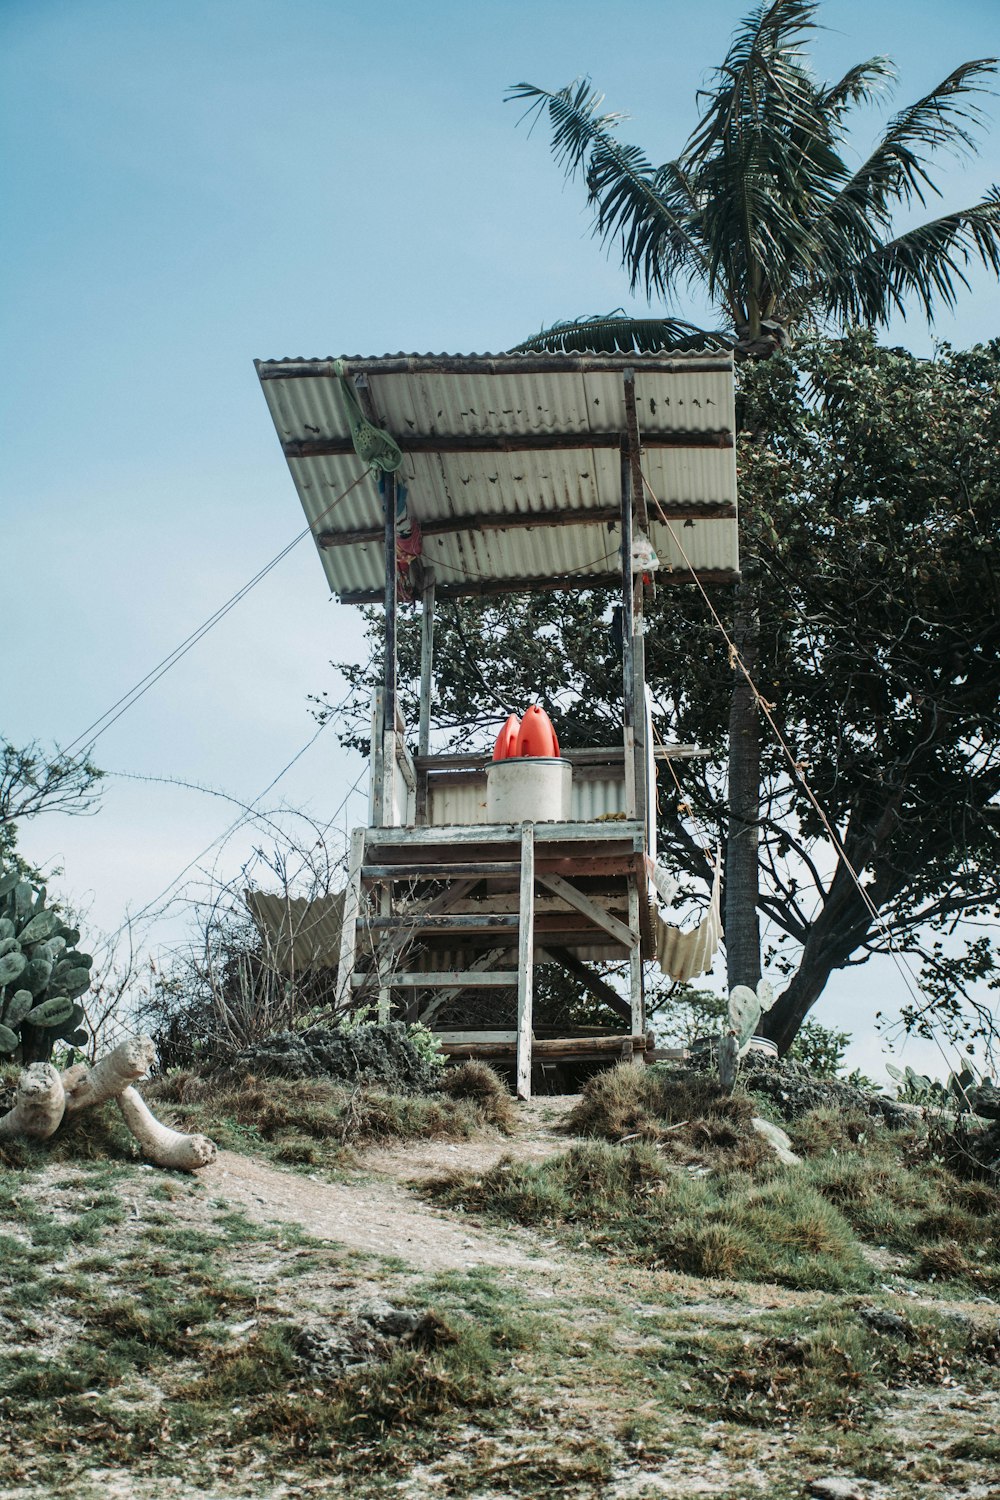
[682,0,849,325]
[508,79,712,296]
[817,56,896,123]
[687,0,822,158]
[818,188,1000,325]
[510,314,734,355]
[833,59,998,226]
[506,80,628,180]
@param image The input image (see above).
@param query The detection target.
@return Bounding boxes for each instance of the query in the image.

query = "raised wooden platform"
[336,819,650,1099]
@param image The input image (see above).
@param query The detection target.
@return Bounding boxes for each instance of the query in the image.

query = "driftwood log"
[117,1086,215,1171]
[0,1064,66,1142]
[0,1036,215,1171]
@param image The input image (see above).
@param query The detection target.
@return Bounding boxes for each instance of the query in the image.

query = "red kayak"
[515,704,560,758]
[492,713,521,761]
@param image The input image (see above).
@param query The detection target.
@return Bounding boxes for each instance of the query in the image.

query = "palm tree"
[508,0,1000,1039]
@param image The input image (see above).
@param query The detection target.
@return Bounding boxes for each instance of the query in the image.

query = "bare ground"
[3,1095,999,1500]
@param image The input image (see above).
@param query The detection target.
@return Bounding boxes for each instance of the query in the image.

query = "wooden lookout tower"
[256,352,739,1097]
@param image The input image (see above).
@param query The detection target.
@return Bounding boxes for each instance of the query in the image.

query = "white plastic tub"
[486,756,572,824]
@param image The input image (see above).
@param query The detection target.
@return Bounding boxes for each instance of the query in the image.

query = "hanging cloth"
[654,847,722,982]
[332,359,402,474]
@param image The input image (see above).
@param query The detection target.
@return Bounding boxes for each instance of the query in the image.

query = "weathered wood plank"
[538,873,635,948]
[628,880,645,1039]
[353,970,518,988]
[335,828,365,1008]
[516,822,536,1101]
[418,571,435,760]
[365,820,643,845]
[365,913,520,932]
[440,1033,650,1059]
[339,570,740,606]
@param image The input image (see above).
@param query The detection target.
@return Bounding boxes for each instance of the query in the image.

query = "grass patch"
[568,1063,771,1169]
[427,1139,869,1290]
[144,1068,515,1171]
[789,1108,1000,1291]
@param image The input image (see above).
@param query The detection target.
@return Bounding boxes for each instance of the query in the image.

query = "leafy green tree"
[507,0,1000,1008]
[329,337,1000,1056]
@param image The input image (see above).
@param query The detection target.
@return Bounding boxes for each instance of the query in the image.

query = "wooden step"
[350,970,518,988]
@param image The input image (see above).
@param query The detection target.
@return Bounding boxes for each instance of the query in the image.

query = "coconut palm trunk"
[725,578,762,993]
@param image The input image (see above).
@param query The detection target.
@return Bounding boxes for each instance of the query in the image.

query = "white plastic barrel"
[486,756,572,824]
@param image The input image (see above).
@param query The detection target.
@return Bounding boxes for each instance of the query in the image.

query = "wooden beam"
[287,431,733,459]
[335,828,365,1008]
[381,470,397,828]
[622,369,648,533]
[546,945,631,1022]
[364,860,520,879]
[440,1033,649,1059]
[366,913,520,933]
[316,501,735,550]
[418,571,435,759]
[621,437,636,819]
[353,970,518,988]
[339,568,740,605]
[628,881,645,1038]
[516,822,536,1101]
[414,745,705,770]
[259,354,734,379]
[538,873,636,949]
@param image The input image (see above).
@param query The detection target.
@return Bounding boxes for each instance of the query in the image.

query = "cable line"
[63,470,367,756]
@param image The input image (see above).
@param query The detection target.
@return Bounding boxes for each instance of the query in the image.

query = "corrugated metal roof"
[256,352,739,599]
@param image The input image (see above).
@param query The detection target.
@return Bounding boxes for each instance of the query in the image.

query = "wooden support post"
[516,821,535,1101]
[627,879,645,1043]
[623,371,649,844]
[382,470,398,827]
[418,570,435,759]
[377,883,392,1022]
[620,436,636,818]
[335,828,365,1009]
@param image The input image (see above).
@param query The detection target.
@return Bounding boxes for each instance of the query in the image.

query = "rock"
[859,1305,914,1339]
[291,1301,453,1381]
[750,1117,800,1165]
[808,1479,864,1500]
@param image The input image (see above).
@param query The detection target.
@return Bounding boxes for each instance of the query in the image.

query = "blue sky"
[3,0,998,1076]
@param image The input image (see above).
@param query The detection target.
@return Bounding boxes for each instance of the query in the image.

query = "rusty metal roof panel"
[256,353,739,599]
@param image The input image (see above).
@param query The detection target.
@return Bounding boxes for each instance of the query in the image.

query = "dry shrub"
[789,1107,875,1157]
[440,1061,518,1135]
[911,1239,1000,1295]
[567,1063,769,1171]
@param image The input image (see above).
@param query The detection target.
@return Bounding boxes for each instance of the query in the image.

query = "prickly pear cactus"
[719,978,777,1093]
[0,867,93,1065]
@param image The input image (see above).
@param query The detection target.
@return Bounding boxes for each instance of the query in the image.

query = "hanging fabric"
[332,360,402,473]
[654,847,722,982]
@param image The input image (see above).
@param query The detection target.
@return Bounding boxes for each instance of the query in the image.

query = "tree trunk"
[758,959,832,1054]
[724,577,762,993]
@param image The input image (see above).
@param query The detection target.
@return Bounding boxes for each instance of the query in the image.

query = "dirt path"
[200,1096,578,1273]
